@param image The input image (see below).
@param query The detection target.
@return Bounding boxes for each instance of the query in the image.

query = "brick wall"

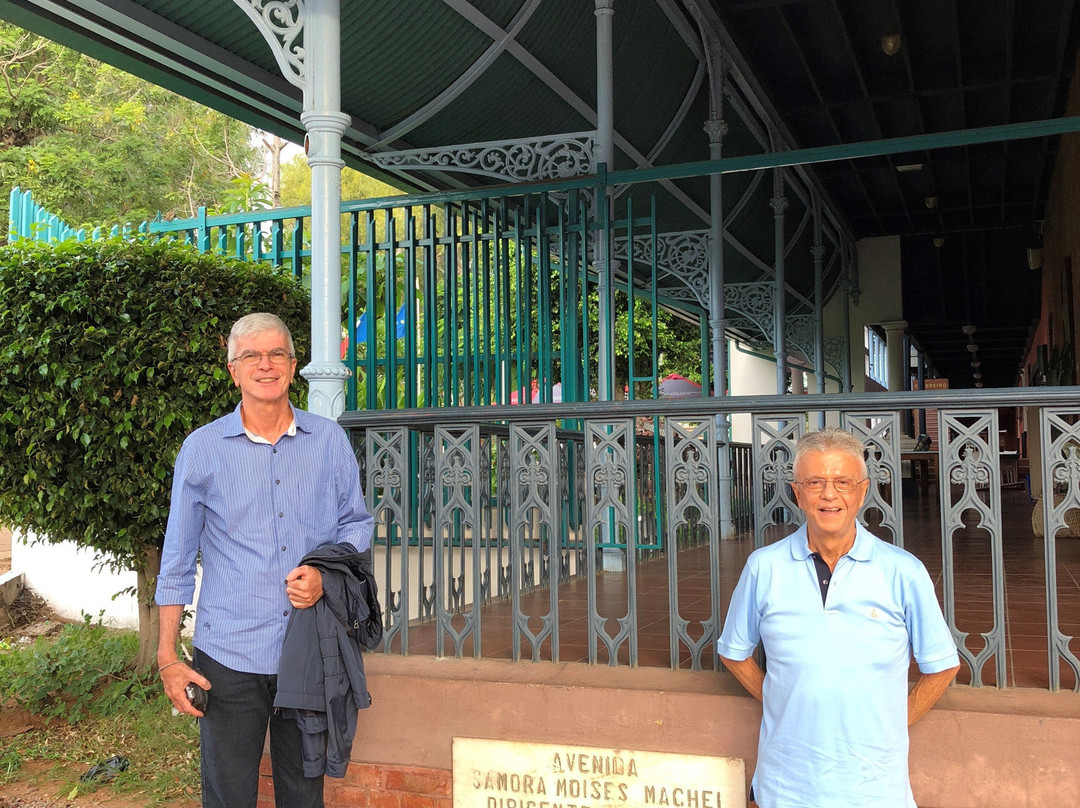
[258,758,452,808]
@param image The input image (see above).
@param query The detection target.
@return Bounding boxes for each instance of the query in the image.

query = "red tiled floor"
[397,488,1080,689]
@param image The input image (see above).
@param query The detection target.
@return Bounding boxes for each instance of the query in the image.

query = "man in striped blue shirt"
[156,312,374,808]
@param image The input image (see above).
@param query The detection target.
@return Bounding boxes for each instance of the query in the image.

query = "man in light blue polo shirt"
[718,427,960,808]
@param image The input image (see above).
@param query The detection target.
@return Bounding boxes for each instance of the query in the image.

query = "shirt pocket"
[295,478,336,533]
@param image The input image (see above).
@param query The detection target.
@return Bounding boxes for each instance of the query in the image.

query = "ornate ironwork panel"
[364,427,410,653]
[477,434,497,608]
[509,423,562,662]
[433,425,484,658]
[842,412,904,546]
[494,435,513,599]
[570,438,589,578]
[585,419,639,666]
[233,0,305,88]
[370,132,595,182]
[823,336,847,381]
[1037,408,1080,692]
[938,409,1006,687]
[751,416,804,548]
[786,314,816,366]
[417,431,437,623]
[725,283,774,346]
[612,230,710,309]
[664,418,721,670]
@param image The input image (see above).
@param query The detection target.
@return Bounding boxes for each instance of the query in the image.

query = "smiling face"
[792,449,870,548]
[227,328,297,410]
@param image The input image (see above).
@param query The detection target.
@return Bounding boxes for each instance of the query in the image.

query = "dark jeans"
[194,648,324,808]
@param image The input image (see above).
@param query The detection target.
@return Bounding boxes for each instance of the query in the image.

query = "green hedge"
[0,237,310,569]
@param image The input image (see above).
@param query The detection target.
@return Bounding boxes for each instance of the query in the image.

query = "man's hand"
[159,661,211,718]
[285,565,323,609]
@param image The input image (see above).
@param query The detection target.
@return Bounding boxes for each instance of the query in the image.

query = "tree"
[585,288,704,399]
[281,154,403,210]
[0,21,261,236]
[0,238,310,669]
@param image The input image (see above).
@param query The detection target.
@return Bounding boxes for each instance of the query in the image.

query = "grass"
[0,614,201,804]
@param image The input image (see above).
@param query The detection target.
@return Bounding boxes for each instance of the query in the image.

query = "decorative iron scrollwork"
[939,410,1005,688]
[370,132,595,183]
[233,0,305,88]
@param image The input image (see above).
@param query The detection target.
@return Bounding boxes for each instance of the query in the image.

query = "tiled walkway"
[400,488,1080,690]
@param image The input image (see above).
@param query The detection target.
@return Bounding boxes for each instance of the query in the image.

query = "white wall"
[12,529,141,629]
[835,236,903,393]
[728,341,780,443]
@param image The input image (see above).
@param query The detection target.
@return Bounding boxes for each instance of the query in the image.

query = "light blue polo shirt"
[717,523,959,808]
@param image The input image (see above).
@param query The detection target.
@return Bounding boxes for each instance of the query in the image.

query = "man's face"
[791,449,869,545]
[227,329,296,407]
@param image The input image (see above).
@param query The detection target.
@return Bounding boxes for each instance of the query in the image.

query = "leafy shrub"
[0,237,310,667]
[0,614,154,723]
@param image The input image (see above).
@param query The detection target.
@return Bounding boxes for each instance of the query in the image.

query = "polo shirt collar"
[789,522,875,562]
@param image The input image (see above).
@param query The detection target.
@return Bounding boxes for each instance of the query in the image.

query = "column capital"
[810,244,826,261]
[704,118,729,144]
[879,319,908,336]
[770,195,788,216]
[595,0,615,14]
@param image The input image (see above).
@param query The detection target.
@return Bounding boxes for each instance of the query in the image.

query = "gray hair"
[793,427,868,479]
[227,313,295,361]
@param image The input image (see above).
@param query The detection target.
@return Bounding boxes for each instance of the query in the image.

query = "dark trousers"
[194,648,324,808]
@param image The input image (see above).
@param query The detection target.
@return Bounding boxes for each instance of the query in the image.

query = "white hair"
[793,427,868,479]
[227,312,295,361]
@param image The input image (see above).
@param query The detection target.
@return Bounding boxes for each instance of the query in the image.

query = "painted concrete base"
[0,570,24,607]
[292,655,1080,808]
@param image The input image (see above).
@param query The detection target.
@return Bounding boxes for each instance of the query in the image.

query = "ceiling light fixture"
[925,195,938,209]
[970,360,981,368]
[896,163,923,172]
[962,325,977,337]
[933,236,945,248]
[966,344,979,353]
[881,33,902,56]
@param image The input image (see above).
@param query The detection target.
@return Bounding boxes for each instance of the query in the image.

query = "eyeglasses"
[230,349,294,366]
[793,477,866,494]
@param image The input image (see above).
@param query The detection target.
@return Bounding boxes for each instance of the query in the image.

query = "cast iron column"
[299,0,351,417]
[771,169,789,394]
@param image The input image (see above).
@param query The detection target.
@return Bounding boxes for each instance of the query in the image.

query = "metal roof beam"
[606,115,1080,187]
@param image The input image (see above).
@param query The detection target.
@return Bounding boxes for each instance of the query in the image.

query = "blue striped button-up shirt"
[156,404,373,674]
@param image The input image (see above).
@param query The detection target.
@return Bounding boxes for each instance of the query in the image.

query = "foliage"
[0,237,310,665]
[0,748,21,783]
[0,613,149,723]
[212,173,273,215]
[587,288,704,397]
[0,20,261,237]
[0,621,200,802]
[281,153,404,210]
[281,153,423,246]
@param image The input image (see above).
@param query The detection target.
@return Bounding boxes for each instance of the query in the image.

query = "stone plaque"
[453,738,746,808]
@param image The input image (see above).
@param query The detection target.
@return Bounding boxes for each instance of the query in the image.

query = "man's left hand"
[285,565,323,608]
